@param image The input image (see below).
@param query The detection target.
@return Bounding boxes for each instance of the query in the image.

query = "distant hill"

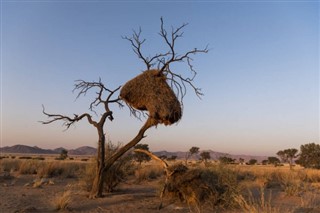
[68,146,97,155]
[0,145,268,162]
[0,144,97,156]
[154,150,268,163]
[0,145,56,154]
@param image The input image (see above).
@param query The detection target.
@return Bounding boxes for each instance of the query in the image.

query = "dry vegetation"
[1,155,320,212]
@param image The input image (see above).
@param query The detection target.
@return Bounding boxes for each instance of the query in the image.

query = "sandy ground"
[1,171,320,213]
[0,173,191,213]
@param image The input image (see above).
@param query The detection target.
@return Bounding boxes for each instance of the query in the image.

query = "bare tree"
[41,18,207,199]
[185,146,200,165]
[41,80,157,198]
[42,80,123,198]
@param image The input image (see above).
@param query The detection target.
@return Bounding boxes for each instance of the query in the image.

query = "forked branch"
[41,105,98,129]
[41,80,122,128]
[123,17,208,102]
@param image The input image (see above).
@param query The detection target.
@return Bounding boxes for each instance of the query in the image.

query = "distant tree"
[247,159,257,165]
[268,157,281,167]
[219,156,235,164]
[200,151,211,163]
[133,144,151,164]
[296,143,320,169]
[159,155,167,160]
[60,149,68,160]
[168,155,177,161]
[285,148,298,169]
[276,150,287,163]
[277,148,299,169]
[185,146,200,164]
[239,158,245,164]
[261,159,268,165]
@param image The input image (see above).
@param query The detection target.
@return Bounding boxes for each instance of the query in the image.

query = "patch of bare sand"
[0,174,188,213]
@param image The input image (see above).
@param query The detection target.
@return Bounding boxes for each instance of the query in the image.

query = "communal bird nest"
[120,69,182,125]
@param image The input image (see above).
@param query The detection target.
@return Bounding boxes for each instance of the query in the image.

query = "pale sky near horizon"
[1,1,319,156]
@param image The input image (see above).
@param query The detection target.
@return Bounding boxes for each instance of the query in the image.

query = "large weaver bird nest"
[120,69,182,125]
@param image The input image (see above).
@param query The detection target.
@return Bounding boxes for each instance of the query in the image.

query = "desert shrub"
[19,156,32,160]
[81,161,96,191]
[53,190,72,211]
[37,162,84,178]
[19,160,40,174]
[104,142,135,192]
[104,156,135,192]
[234,186,283,213]
[0,159,21,172]
[298,169,320,183]
[37,162,63,177]
[33,157,45,160]
[135,164,163,183]
[211,164,244,209]
[162,163,244,211]
[55,157,64,160]
[81,142,135,193]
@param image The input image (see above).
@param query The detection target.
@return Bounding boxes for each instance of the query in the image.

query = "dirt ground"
[1,168,320,213]
[0,173,192,213]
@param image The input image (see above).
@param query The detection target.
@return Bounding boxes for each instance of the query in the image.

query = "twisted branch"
[41,80,122,128]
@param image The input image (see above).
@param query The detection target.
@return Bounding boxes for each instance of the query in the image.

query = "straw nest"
[120,69,182,125]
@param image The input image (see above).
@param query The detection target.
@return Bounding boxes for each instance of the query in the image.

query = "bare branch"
[41,105,98,129]
[122,28,152,70]
[41,79,123,129]
[73,80,122,115]
[124,17,208,103]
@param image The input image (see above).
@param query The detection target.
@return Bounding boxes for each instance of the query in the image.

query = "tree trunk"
[103,118,155,178]
[89,127,106,198]
[89,118,154,199]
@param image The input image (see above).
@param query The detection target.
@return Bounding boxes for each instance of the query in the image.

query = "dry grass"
[0,159,21,172]
[2,156,320,212]
[0,158,85,178]
[156,163,320,212]
[53,190,72,211]
[134,164,164,183]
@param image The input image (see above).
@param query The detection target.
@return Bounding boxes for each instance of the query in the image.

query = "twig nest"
[120,69,182,125]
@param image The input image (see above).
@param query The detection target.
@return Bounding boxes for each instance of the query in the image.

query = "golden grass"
[53,190,72,211]
[134,164,164,183]
[2,157,320,212]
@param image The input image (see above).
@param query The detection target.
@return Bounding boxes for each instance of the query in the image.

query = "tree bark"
[89,118,155,198]
[89,127,106,198]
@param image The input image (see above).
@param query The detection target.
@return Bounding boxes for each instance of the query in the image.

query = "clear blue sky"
[1,1,319,156]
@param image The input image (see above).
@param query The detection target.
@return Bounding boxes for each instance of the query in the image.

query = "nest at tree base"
[120,69,182,125]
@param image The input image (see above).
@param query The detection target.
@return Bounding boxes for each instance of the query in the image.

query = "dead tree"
[41,80,125,198]
[41,18,208,199]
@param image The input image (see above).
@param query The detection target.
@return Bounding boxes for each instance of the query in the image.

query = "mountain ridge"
[0,144,268,161]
